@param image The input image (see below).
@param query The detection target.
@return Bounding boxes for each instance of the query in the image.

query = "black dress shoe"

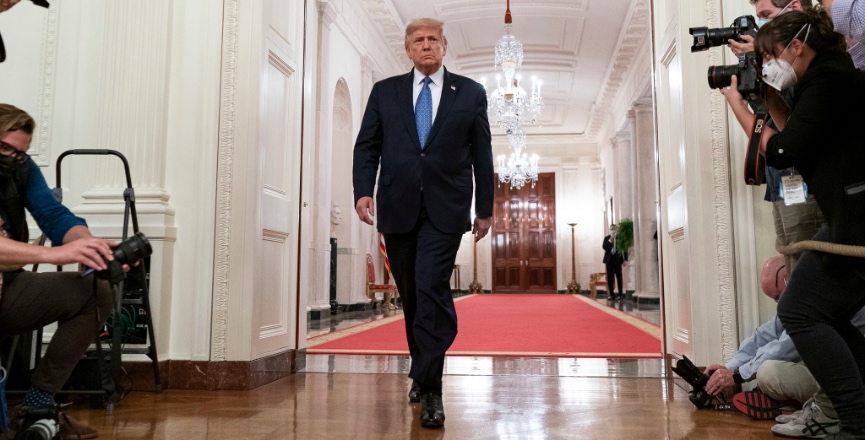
[420,393,445,428]
[409,382,421,403]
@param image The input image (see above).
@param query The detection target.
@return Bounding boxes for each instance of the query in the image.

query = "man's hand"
[355,197,375,225]
[705,366,736,395]
[727,35,754,56]
[473,217,491,242]
[0,0,21,13]
[47,236,117,271]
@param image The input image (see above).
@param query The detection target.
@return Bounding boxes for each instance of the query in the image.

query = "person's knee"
[756,361,781,390]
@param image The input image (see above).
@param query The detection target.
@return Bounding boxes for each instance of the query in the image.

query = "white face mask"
[762,58,798,90]
[762,23,810,91]
[757,0,795,28]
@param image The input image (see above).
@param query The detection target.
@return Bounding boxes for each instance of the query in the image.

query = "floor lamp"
[468,234,483,293]
[566,223,581,293]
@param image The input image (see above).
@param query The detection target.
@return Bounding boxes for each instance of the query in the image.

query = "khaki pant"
[771,195,824,274]
[757,360,837,419]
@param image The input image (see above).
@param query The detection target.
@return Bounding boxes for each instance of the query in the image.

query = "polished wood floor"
[63,369,779,439]
[59,298,772,439]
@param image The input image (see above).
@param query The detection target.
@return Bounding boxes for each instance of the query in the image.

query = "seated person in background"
[704,256,865,429]
[0,104,116,439]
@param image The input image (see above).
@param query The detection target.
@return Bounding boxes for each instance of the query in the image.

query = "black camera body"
[95,232,152,285]
[708,51,764,103]
[690,15,759,53]
[671,355,714,409]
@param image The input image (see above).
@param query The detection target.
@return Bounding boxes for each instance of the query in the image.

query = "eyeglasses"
[0,141,29,163]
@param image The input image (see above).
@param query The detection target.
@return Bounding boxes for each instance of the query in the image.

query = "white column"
[613,129,635,291]
[71,2,177,359]
[309,0,337,313]
[632,102,660,301]
[80,3,175,226]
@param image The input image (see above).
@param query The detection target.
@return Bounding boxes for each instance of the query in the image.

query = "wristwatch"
[733,369,744,384]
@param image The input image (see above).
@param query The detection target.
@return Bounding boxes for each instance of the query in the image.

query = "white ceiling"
[383,0,641,141]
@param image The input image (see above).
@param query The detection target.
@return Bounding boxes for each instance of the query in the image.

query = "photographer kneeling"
[755,9,865,439]
[0,104,115,439]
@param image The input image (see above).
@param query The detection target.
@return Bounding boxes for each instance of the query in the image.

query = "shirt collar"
[413,67,445,87]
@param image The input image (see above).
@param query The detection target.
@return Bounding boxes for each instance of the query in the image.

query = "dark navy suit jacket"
[353,68,494,234]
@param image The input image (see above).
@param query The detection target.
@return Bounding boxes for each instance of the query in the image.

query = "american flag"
[379,233,392,277]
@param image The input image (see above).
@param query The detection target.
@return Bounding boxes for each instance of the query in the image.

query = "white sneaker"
[771,401,840,439]
[777,398,812,424]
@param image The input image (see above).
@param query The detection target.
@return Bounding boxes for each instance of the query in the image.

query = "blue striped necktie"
[416,76,432,148]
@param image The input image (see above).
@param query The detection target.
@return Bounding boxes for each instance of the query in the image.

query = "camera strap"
[744,111,768,186]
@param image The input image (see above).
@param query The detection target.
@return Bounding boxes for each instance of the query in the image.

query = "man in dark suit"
[352,17,493,429]
[602,223,627,302]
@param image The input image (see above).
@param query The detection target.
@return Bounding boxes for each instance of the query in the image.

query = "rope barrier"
[776,239,865,258]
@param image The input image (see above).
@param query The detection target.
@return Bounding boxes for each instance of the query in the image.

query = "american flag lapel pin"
[451,85,456,91]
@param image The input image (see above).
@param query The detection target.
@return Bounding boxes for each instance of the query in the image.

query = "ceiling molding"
[582,0,651,143]
[358,0,412,71]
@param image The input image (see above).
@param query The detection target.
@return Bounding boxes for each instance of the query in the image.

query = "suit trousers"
[384,201,463,394]
[605,263,623,297]
[777,226,865,432]
[0,271,113,394]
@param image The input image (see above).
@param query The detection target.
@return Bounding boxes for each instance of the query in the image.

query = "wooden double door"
[491,173,557,292]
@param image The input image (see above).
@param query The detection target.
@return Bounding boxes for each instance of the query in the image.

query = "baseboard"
[122,349,303,391]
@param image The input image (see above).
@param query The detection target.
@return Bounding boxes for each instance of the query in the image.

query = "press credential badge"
[781,175,807,205]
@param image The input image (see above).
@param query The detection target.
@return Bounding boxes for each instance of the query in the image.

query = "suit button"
[421,153,426,158]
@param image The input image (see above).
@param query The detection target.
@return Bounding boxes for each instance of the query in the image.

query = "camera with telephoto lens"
[707,51,765,103]
[671,355,714,409]
[93,232,152,285]
[15,405,60,440]
[689,15,759,53]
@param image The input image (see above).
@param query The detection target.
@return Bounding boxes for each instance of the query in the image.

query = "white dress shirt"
[412,67,445,126]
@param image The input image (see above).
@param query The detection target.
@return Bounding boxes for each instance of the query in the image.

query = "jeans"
[777,226,865,431]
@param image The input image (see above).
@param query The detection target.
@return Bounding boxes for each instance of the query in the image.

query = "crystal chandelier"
[496,131,539,189]
[488,0,541,189]
[482,2,544,135]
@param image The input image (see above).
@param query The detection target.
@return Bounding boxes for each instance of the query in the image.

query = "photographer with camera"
[754,9,865,439]
[0,104,115,439]
[700,256,865,437]
[728,1,811,56]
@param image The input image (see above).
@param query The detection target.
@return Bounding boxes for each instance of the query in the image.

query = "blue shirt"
[726,306,865,380]
[831,0,865,70]
[0,158,86,245]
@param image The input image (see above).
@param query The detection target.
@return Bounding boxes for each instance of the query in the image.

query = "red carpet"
[307,294,661,358]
